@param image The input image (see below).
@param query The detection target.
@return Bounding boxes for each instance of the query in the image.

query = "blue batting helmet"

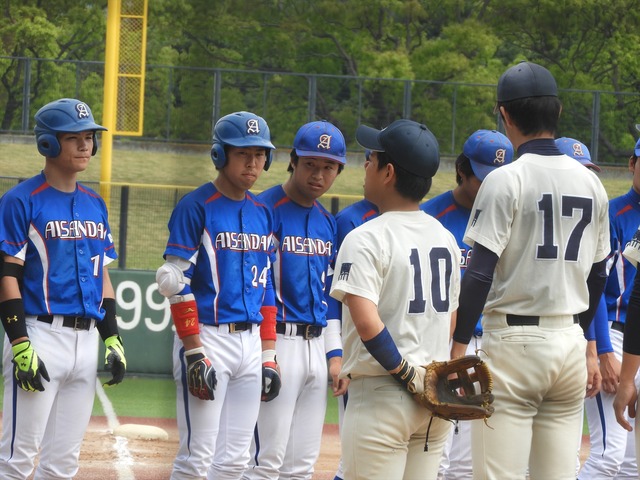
[210,111,276,170]
[34,98,106,157]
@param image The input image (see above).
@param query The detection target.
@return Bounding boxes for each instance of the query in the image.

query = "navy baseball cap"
[355,119,440,178]
[555,137,600,172]
[294,120,347,164]
[463,130,514,180]
[635,137,640,157]
[497,61,558,102]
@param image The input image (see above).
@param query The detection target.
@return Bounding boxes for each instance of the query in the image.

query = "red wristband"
[171,300,200,339]
[260,306,277,341]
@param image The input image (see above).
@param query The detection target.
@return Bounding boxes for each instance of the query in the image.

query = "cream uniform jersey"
[330,210,460,378]
[464,152,610,316]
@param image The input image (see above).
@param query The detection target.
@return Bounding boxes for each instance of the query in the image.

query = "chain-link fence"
[2,56,640,165]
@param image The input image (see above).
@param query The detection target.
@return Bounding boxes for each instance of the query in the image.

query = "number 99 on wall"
[111,270,174,333]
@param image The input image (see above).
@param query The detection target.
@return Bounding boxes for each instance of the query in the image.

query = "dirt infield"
[17,416,590,479]
[73,417,341,480]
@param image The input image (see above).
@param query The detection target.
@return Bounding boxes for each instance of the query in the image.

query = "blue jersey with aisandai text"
[0,172,117,319]
[258,185,336,326]
[604,188,640,324]
[421,190,482,335]
[163,182,275,326]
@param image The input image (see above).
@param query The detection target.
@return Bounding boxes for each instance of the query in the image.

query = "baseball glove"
[417,355,494,421]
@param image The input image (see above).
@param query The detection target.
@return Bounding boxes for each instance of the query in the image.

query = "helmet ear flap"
[37,133,61,158]
[264,150,273,171]
[211,142,226,169]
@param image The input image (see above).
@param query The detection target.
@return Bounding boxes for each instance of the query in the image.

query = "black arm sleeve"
[578,259,607,333]
[96,298,119,341]
[452,243,499,345]
[623,266,640,355]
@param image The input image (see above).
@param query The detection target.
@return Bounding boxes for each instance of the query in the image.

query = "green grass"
[0,375,340,423]
[0,139,631,200]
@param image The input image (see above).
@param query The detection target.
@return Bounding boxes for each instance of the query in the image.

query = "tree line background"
[1,0,640,164]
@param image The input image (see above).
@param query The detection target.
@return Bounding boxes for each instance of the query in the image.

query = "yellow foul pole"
[101,0,121,208]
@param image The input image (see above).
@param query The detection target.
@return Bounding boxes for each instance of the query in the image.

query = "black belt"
[611,321,625,333]
[506,314,579,326]
[216,322,252,333]
[37,315,93,331]
[276,323,323,339]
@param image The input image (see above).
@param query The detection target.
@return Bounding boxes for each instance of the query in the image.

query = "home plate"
[114,424,169,441]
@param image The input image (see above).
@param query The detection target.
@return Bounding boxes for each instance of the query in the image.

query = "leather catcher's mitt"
[418,355,494,421]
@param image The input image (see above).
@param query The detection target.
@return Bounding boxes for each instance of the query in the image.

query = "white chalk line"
[95,379,135,480]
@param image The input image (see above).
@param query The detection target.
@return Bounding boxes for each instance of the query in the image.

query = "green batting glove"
[12,340,50,392]
[103,335,126,387]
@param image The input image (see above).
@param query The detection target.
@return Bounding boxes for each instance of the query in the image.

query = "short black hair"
[288,149,345,174]
[497,96,561,136]
[375,151,432,201]
[455,153,474,185]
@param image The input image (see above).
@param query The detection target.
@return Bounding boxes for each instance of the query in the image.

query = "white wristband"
[185,346,205,357]
[324,319,342,355]
[262,349,277,363]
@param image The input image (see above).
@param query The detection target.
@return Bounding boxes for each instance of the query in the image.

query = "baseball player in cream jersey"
[331,119,460,480]
[331,172,380,480]
[156,111,279,480]
[0,98,125,479]
[451,62,610,480]
[244,120,349,479]
[420,129,514,480]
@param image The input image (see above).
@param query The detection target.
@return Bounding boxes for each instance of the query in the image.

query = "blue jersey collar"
[517,138,562,157]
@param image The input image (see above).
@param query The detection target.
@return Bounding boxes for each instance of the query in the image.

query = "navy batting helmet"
[210,111,276,170]
[34,98,106,157]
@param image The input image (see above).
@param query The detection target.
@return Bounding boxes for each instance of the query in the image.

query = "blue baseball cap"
[356,119,440,178]
[635,137,640,157]
[293,120,347,164]
[555,137,600,172]
[463,130,514,181]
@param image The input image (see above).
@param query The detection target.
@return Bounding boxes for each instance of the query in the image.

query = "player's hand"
[329,356,349,396]
[185,347,217,400]
[261,349,281,402]
[613,382,638,432]
[103,335,126,387]
[585,349,601,398]
[391,358,426,395]
[599,352,621,394]
[11,340,50,392]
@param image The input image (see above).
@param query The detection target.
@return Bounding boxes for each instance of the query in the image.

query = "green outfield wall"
[100,269,175,375]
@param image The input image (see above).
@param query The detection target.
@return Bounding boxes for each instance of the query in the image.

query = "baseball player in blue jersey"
[244,120,348,480]
[451,62,610,480]
[331,119,461,480]
[420,129,514,480]
[579,137,640,479]
[156,111,279,480]
[331,154,380,480]
[0,98,125,479]
[613,219,640,477]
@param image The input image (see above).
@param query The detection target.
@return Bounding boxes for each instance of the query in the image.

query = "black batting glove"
[185,347,217,400]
